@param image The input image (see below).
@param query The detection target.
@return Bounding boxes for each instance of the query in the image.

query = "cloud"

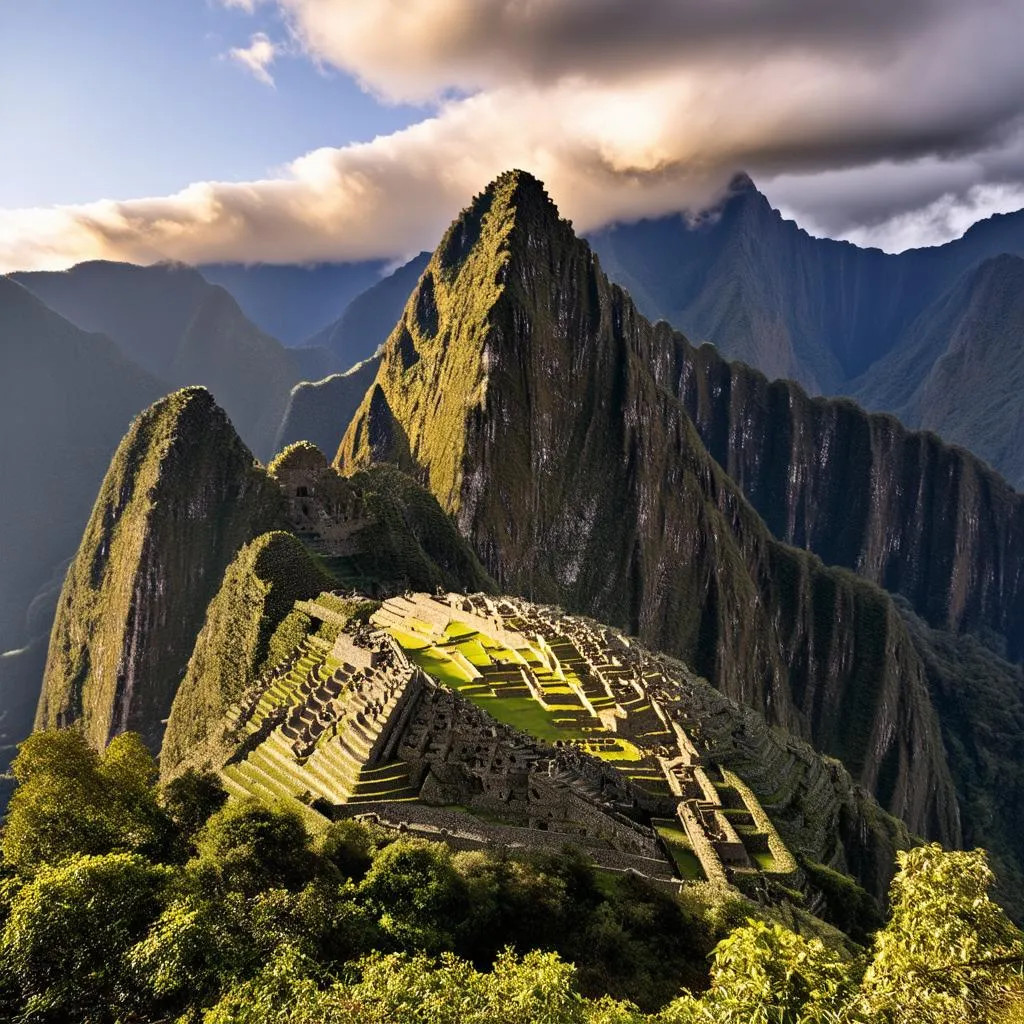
[261,0,1020,108]
[227,31,280,86]
[2,0,1024,269]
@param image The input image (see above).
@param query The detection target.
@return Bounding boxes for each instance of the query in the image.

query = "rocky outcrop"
[338,171,960,847]
[37,387,284,751]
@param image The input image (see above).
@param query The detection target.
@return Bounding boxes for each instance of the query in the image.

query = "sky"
[1,0,1023,271]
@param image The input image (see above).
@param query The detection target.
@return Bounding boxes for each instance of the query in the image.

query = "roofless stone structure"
[214,589,796,893]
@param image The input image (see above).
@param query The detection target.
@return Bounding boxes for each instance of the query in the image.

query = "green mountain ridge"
[36,397,494,762]
[36,387,285,750]
[337,170,959,849]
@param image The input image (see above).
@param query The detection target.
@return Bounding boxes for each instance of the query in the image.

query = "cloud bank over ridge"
[2,0,1023,270]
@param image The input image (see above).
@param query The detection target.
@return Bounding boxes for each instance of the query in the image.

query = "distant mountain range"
[588,175,1024,487]
[10,261,316,459]
[197,259,387,345]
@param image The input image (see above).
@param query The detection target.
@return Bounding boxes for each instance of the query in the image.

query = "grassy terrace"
[652,819,705,880]
[385,618,647,766]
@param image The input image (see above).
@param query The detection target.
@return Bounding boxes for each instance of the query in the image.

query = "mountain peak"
[727,170,758,195]
[435,169,565,279]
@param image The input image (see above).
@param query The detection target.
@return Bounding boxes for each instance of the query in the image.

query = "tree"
[190,798,314,897]
[665,917,854,1024]
[317,819,388,882]
[860,843,1024,1023]
[1,852,170,1021]
[1,731,114,871]
[1,730,172,873]
[359,838,468,953]
[162,768,228,849]
[345,949,589,1024]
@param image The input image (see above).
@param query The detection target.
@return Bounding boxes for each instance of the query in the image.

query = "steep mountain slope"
[673,340,1024,662]
[853,255,1024,488]
[198,259,386,344]
[10,261,306,458]
[338,171,959,845]
[37,387,284,751]
[273,354,381,457]
[160,530,332,777]
[35,392,492,761]
[309,252,432,368]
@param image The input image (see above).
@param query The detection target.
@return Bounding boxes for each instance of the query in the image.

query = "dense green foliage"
[1,730,1022,1023]
[161,531,333,778]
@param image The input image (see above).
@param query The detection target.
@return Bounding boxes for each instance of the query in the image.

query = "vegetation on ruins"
[0,729,1022,1023]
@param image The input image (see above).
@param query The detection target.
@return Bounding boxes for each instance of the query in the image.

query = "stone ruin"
[220,589,797,891]
[268,442,371,556]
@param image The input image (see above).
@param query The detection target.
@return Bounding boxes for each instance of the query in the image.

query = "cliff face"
[338,171,959,846]
[37,387,284,751]
[673,338,1024,661]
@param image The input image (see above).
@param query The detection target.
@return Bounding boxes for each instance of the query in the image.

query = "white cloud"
[227,32,280,87]
[2,0,1024,270]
